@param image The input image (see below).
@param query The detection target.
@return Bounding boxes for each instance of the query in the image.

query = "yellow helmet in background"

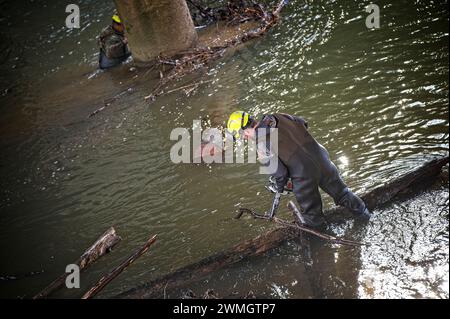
[112,14,122,24]
[227,111,252,139]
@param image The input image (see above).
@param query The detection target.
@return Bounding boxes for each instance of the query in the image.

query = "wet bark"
[118,227,298,299]
[33,227,121,299]
[113,0,197,63]
[82,235,157,299]
[116,156,448,299]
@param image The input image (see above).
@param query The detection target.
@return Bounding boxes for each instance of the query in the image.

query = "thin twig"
[163,282,169,299]
[88,88,134,118]
[165,80,213,95]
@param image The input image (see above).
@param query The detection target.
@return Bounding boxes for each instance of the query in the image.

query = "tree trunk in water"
[114,0,197,63]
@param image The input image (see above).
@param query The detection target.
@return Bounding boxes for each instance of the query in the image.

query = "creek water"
[0,0,448,298]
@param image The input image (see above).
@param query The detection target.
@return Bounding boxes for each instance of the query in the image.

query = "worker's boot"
[335,189,372,221]
[357,207,373,221]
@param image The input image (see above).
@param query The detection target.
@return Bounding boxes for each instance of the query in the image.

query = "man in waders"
[97,14,131,69]
[226,111,372,229]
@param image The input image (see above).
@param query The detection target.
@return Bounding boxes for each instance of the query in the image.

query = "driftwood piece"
[81,235,157,299]
[117,156,448,299]
[33,227,121,299]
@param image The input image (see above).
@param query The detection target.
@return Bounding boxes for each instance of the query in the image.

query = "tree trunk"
[114,0,197,63]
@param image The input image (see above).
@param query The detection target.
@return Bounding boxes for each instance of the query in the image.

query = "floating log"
[325,156,449,224]
[119,226,297,299]
[117,156,448,299]
[362,157,449,208]
[81,235,157,299]
[33,227,121,299]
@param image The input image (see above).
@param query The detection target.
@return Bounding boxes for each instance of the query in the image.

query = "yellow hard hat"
[227,111,252,139]
[112,14,122,24]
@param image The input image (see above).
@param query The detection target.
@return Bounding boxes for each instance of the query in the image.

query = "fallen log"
[33,227,121,299]
[362,157,449,208]
[325,156,449,224]
[81,235,157,299]
[119,226,297,299]
[117,156,448,299]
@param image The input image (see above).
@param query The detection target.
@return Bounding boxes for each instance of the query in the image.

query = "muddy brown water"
[0,0,448,298]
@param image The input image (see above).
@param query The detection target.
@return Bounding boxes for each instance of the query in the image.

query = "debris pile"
[144,0,289,102]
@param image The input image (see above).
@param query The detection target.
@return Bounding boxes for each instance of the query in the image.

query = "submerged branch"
[236,206,365,247]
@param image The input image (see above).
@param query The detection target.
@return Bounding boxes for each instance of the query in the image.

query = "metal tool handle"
[267,192,281,218]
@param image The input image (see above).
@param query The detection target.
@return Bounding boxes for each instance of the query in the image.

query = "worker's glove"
[266,192,281,219]
[265,182,281,194]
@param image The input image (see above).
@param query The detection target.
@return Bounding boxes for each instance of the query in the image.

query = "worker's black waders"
[99,50,130,69]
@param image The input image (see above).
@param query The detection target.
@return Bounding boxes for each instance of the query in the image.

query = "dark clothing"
[256,113,366,227]
[98,26,130,69]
